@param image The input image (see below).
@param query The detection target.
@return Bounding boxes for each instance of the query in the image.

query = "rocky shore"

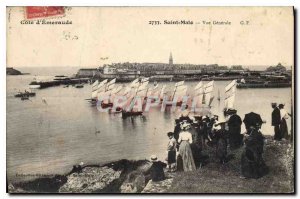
[6,67,22,75]
[8,136,294,193]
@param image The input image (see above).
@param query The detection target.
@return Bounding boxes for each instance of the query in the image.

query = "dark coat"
[147,161,166,182]
[271,107,281,126]
[228,114,243,149]
[228,114,242,128]
[241,129,268,179]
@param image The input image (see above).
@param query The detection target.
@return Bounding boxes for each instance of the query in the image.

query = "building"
[76,68,99,78]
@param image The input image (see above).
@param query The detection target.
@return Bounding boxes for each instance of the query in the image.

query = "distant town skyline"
[7,7,294,68]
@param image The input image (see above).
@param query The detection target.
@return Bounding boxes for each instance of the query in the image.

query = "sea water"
[6,67,292,182]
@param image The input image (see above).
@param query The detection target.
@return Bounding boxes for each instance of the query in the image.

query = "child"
[167,132,177,172]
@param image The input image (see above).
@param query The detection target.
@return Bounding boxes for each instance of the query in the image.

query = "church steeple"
[169,52,173,66]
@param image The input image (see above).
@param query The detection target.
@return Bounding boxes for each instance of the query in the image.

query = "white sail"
[205,80,214,89]
[172,85,187,102]
[224,94,235,109]
[130,78,139,87]
[136,82,149,98]
[175,80,184,87]
[146,84,159,97]
[123,86,132,96]
[91,90,98,99]
[203,81,214,106]
[97,79,108,89]
[97,90,105,100]
[111,85,122,95]
[106,78,116,91]
[159,85,166,100]
[141,77,149,83]
[92,80,99,91]
[194,81,203,91]
[225,80,237,93]
[224,79,237,109]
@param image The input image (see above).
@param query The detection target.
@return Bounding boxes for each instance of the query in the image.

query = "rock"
[120,171,146,193]
[8,184,28,193]
[141,172,175,193]
[59,166,121,193]
[6,67,22,75]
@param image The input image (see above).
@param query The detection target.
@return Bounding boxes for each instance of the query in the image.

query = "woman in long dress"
[279,104,290,140]
[178,122,196,171]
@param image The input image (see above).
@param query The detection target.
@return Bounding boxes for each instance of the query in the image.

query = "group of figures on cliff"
[147,103,291,182]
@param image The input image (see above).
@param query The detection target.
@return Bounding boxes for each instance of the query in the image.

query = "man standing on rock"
[271,103,281,140]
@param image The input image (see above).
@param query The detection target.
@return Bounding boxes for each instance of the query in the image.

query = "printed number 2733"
[149,21,161,25]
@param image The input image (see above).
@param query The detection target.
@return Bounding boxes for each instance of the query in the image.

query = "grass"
[169,137,294,193]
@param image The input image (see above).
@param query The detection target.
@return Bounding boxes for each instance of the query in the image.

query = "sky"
[6,7,294,68]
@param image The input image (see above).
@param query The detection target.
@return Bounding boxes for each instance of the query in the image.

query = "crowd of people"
[146,103,290,182]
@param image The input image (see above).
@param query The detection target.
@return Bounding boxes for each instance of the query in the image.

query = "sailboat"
[203,80,215,107]
[159,85,167,102]
[100,78,116,108]
[165,81,187,106]
[87,79,107,105]
[145,84,159,102]
[224,80,237,111]
[193,81,204,110]
[121,78,148,118]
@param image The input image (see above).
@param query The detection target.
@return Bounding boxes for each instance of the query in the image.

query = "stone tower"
[169,52,173,66]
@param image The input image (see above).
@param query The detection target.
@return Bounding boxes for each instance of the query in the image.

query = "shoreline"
[8,136,294,193]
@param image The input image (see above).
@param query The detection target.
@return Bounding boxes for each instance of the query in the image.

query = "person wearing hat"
[189,118,203,167]
[201,115,210,143]
[227,109,243,149]
[241,123,268,179]
[166,132,177,172]
[145,155,167,182]
[173,119,181,142]
[177,122,196,171]
[271,103,281,140]
[178,105,193,124]
[212,119,228,164]
[278,104,291,140]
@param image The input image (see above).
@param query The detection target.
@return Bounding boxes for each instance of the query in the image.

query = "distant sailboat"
[224,80,237,110]
[87,79,107,106]
[193,81,204,109]
[159,85,167,102]
[121,79,148,118]
[166,81,186,106]
[217,89,221,101]
[203,81,215,107]
[100,78,116,108]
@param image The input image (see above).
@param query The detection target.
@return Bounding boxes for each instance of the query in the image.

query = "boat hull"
[122,111,143,118]
[237,82,291,89]
[15,92,36,97]
[29,85,41,89]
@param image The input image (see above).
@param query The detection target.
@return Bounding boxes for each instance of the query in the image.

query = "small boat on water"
[237,81,291,88]
[121,78,149,118]
[237,77,291,88]
[29,81,41,89]
[121,110,143,119]
[15,91,36,98]
[75,84,84,88]
[21,96,29,100]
